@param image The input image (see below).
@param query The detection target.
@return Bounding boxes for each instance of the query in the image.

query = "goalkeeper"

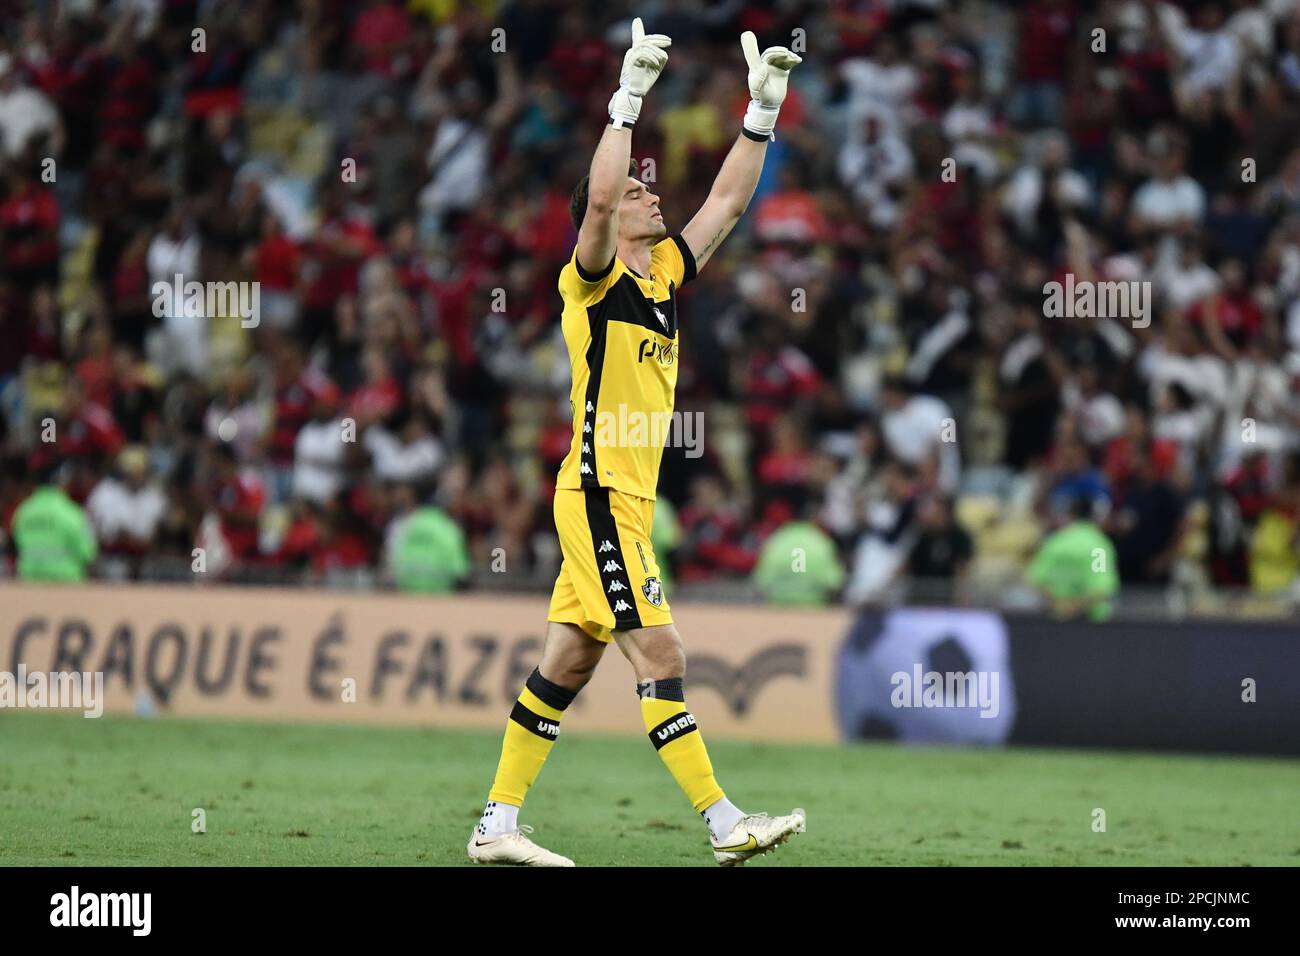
[467,19,806,866]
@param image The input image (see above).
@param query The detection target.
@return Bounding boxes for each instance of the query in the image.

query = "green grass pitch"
[2,712,1297,866]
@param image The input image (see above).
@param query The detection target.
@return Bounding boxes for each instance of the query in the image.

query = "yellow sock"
[638,678,725,812]
[486,668,576,807]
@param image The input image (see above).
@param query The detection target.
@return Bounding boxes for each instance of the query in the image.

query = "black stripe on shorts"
[584,487,643,630]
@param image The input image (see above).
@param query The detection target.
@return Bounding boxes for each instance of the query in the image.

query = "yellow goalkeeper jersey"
[554,235,696,501]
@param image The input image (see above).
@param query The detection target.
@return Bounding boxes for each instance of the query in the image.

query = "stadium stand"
[2,0,1300,618]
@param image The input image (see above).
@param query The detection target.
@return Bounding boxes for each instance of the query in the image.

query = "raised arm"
[576,18,670,275]
[681,32,801,272]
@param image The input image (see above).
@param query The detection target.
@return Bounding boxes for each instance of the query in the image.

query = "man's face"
[618,177,666,242]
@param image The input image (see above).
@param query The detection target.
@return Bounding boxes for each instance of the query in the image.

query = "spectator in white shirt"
[838,111,914,229]
[878,377,962,495]
[364,409,443,485]
[1131,134,1206,236]
[0,53,63,161]
[1001,132,1092,246]
[292,384,348,504]
[1064,365,1127,449]
[1154,234,1221,312]
[146,206,206,376]
[204,366,268,463]
[86,445,167,556]
[839,33,918,132]
[1159,0,1242,98]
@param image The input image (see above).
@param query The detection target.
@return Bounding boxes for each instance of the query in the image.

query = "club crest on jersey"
[642,576,664,607]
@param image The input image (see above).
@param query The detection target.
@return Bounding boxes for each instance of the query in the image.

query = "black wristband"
[741,125,770,142]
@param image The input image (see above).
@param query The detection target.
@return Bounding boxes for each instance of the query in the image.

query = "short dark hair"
[570,159,640,230]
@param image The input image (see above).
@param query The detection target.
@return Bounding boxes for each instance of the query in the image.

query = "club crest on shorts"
[642,576,664,607]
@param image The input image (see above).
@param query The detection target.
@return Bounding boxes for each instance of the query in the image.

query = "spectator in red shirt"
[758,413,814,512]
[742,320,822,434]
[0,170,60,287]
[347,346,404,429]
[253,212,302,332]
[74,322,116,409]
[1009,0,1076,128]
[208,443,265,562]
[43,376,126,467]
[1189,258,1267,359]
[679,473,758,581]
[351,1,415,80]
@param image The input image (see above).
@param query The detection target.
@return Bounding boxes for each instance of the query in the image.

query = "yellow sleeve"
[559,247,623,306]
[651,235,698,288]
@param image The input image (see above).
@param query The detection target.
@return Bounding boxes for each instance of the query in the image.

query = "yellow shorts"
[547,487,672,642]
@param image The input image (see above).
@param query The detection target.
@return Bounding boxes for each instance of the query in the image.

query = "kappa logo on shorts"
[602,560,623,573]
[607,580,627,593]
[612,599,633,612]
[642,576,664,607]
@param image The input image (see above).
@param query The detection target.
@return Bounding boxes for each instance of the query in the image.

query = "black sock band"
[636,677,685,701]
[648,711,698,749]
[527,668,577,711]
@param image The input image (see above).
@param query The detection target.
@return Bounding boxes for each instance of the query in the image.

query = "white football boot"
[467,824,575,867]
[710,808,806,866]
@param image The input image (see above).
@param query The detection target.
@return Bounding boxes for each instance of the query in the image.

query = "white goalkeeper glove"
[740,31,803,139]
[608,17,671,128]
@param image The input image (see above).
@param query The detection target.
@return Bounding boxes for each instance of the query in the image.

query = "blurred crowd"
[3,0,1300,608]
